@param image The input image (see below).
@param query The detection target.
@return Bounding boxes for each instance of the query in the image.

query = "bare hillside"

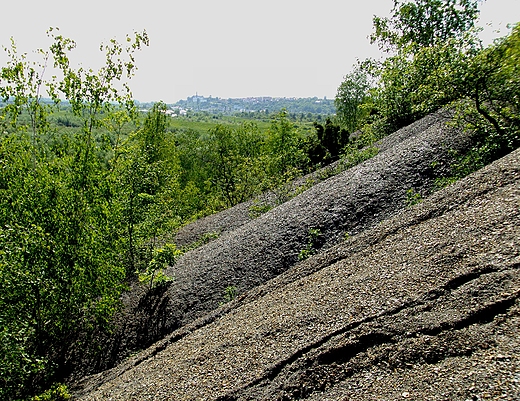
[74,138,519,400]
[173,110,456,249]
[77,110,478,377]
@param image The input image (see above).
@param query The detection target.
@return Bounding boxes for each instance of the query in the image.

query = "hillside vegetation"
[0,1,519,399]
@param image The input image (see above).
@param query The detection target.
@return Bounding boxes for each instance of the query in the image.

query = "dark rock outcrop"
[173,111,457,249]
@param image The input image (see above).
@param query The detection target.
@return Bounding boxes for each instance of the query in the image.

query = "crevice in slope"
[217,267,519,401]
[270,266,503,378]
[272,292,520,401]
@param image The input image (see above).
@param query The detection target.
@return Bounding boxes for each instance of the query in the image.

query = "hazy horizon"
[1,0,518,103]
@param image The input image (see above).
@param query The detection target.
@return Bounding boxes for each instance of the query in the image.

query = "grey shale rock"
[173,110,457,249]
[74,133,520,400]
[88,110,475,374]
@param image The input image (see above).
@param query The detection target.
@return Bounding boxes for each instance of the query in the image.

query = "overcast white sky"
[1,0,519,103]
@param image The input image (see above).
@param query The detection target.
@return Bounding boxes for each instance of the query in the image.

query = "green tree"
[206,122,267,207]
[359,0,482,134]
[119,102,183,275]
[308,118,350,165]
[371,0,480,52]
[0,38,54,150]
[265,109,308,182]
[346,0,519,178]
[449,23,520,174]
[335,65,371,133]
[0,29,148,399]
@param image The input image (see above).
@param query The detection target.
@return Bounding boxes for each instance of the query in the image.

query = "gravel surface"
[73,143,520,400]
[80,109,476,375]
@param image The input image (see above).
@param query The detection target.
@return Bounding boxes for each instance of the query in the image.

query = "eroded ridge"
[85,111,471,376]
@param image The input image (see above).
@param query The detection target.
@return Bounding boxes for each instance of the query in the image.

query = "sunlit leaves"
[450,22,520,171]
[47,29,149,136]
[266,109,308,181]
[335,65,371,133]
[206,122,267,207]
[371,0,480,52]
[341,0,483,135]
[0,29,148,399]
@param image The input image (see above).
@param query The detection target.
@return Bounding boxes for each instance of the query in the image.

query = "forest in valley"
[0,1,519,399]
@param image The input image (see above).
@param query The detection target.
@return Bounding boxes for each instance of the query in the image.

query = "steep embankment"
[86,110,476,375]
[173,110,458,249]
[75,139,520,400]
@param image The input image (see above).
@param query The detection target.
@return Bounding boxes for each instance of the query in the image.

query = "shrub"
[298,228,322,261]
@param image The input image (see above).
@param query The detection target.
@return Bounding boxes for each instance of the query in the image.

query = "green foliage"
[308,118,350,165]
[406,188,423,206]
[248,201,274,219]
[222,286,238,304]
[340,127,381,170]
[205,122,268,208]
[152,243,181,267]
[451,23,520,173]
[265,109,309,183]
[371,0,479,52]
[31,384,70,401]
[335,66,371,133]
[413,22,520,180]
[298,228,322,261]
[173,109,315,213]
[0,315,44,400]
[0,29,148,399]
[138,243,179,289]
[337,0,518,187]
[0,136,126,399]
[117,102,184,275]
[434,175,459,189]
[337,0,482,137]
[362,31,480,135]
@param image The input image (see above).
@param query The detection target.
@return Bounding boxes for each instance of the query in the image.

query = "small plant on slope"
[298,228,322,261]
[139,243,180,289]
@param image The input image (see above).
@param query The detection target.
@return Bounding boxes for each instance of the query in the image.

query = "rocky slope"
[80,109,478,376]
[173,110,459,249]
[74,138,520,400]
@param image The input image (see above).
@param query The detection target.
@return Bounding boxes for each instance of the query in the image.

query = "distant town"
[138,95,336,117]
[0,95,336,118]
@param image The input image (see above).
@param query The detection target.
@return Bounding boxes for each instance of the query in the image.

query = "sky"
[1,0,519,103]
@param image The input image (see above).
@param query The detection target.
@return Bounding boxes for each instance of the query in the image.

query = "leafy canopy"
[336,0,483,135]
[0,28,148,400]
[371,0,480,52]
